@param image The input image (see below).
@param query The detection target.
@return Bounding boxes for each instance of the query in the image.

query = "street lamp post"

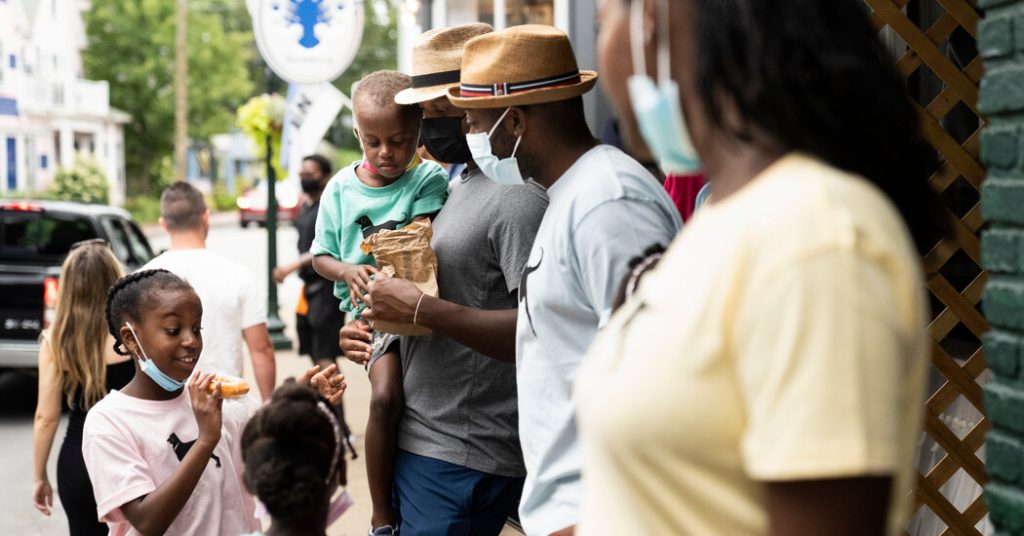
[264,69,291,351]
[264,130,292,350]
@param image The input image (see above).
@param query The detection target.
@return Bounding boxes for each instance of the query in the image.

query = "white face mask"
[465,107,526,185]
[627,0,702,175]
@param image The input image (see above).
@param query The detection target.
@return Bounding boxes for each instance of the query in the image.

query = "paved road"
[0,215,377,535]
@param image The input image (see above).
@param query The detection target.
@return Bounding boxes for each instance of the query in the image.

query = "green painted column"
[265,131,292,351]
[979,0,1024,532]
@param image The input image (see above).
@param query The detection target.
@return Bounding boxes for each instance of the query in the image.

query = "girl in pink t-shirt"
[82,269,259,536]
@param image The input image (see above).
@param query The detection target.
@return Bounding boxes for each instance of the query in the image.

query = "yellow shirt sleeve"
[733,245,919,480]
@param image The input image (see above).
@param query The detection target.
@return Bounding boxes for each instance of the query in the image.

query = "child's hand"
[310,364,347,406]
[339,263,378,308]
[189,372,223,448]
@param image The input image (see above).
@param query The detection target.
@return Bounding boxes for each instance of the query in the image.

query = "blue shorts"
[393,449,524,536]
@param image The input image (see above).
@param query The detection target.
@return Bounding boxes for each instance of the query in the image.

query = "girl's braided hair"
[241,383,347,522]
[104,269,193,356]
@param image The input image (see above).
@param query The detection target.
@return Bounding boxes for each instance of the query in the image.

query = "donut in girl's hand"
[208,374,249,398]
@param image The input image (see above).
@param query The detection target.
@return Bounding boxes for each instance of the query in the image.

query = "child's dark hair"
[105,269,194,356]
[241,383,347,522]
[352,70,421,126]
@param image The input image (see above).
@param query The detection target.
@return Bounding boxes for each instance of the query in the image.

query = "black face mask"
[300,178,324,194]
[420,116,472,165]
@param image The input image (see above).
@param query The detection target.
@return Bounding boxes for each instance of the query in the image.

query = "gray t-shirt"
[399,168,548,477]
[515,145,682,534]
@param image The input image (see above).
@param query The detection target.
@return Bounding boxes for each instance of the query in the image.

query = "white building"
[0,0,129,205]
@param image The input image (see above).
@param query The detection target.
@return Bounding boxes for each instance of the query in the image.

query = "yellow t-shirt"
[575,153,928,536]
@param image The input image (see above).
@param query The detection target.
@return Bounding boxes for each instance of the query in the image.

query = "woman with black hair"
[575,0,948,534]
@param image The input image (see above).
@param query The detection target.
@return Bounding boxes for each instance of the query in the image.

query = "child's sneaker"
[369,525,399,536]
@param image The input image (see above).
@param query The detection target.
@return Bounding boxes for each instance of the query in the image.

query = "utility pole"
[174,0,188,182]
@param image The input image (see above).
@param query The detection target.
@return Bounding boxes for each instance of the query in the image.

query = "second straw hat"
[447,24,598,109]
[395,23,494,105]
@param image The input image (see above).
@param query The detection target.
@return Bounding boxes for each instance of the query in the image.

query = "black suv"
[0,200,154,370]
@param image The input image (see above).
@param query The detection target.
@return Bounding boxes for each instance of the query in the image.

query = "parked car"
[0,200,154,371]
[236,180,302,228]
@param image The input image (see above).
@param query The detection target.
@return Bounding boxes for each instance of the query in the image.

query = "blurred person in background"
[32,239,131,535]
[144,182,276,403]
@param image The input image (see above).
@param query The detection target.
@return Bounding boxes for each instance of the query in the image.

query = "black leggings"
[57,434,107,536]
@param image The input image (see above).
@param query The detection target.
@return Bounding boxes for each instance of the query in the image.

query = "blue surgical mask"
[628,0,701,175]
[125,321,187,392]
[465,107,526,185]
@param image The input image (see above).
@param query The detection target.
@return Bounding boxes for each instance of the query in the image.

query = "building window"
[7,55,15,69]
[446,0,552,28]
[40,155,48,169]
[505,0,553,26]
[0,97,17,117]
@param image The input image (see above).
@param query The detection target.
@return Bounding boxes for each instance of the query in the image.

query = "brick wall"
[980,0,1024,533]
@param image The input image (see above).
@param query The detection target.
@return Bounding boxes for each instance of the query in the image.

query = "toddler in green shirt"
[311,70,448,535]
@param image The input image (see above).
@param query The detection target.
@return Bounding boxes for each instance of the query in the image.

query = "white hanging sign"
[250,0,365,85]
[282,82,351,178]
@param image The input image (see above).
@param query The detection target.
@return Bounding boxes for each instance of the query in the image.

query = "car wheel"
[240,220,250,228]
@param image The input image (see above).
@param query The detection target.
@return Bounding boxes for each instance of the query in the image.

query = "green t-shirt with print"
[310,160,449,312]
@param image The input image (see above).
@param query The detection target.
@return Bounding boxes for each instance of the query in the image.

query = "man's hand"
[363,275,423,325]
[339,319,373,365]
[272,265,289,284]
[339,264,378,308]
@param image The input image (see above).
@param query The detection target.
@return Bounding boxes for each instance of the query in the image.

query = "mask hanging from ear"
[465,107,526,185]
[627,0,702,175]
[126,321,187,392]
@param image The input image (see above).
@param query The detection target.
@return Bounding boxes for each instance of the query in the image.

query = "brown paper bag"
[360,219,438,336]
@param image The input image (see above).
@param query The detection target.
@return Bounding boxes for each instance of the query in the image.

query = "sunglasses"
[70,238,110,250]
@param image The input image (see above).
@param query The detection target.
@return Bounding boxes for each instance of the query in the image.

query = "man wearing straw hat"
[340,23,549,535]
[443,25,682,535]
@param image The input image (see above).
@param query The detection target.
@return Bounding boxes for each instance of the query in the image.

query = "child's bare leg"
[366,348,403,530]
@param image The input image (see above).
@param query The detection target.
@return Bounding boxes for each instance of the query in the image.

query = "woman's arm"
[118,373,223,535]
[767,477,891,535]
[31,338,61,515]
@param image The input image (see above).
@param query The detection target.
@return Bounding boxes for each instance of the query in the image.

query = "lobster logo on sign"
[274,0,341,49]
[252,0,364,84]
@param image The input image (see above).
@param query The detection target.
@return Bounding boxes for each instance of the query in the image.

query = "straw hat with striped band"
[394,23,494,105]
[447,24,598,109]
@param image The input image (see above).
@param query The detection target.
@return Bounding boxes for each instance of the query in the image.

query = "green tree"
[334,0,400,97]
[82,0,254,195]
[49,157,109,205]
[329,0,400,152]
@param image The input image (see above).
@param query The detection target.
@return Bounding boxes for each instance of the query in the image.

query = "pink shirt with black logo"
[82,389,258,536]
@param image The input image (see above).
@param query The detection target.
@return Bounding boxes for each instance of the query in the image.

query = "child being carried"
[311,70,448,536]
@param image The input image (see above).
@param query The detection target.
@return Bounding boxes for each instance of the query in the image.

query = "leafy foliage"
[48,157,110,205]
[81,0,254,195]
[329,0,400,152]
[334,0,400,98]
[237,93,287,180]
[123,195,163,225]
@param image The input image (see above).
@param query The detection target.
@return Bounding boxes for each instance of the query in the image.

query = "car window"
[99,216,131,264]
[121,219,153,265]
[0,210,97,260]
